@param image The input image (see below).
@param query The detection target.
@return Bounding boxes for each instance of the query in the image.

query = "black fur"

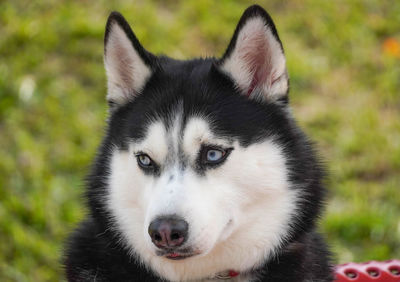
[64,5,333,281]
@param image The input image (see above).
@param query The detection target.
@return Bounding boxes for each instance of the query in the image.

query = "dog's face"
[92,5,323,281]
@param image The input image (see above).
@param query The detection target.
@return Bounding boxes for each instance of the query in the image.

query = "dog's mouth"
[165,252,195,260]
[156,248,200,260]
[155,219,234,261]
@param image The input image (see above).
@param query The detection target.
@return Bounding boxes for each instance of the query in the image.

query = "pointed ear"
[219,5,289,103]
[104,12,155,108]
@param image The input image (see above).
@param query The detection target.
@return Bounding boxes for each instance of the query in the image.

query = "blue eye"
[200,146,232,166]
[206,149,224,162]
[136,154,153,168]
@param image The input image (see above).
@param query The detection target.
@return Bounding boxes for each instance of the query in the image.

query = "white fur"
[221,17,288,101]
[182,118,232,163]
[135,121,169,164]
[104,22,151,105]
[107,117,297,281]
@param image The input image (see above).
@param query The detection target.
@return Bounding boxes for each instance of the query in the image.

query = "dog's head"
[89,5,324,281]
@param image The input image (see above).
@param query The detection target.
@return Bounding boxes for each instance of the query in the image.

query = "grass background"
[1,0,399,281]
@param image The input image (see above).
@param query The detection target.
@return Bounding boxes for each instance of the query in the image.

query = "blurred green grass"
[1,0,399,281]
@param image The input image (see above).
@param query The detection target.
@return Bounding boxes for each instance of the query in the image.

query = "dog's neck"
[204,238,310,282]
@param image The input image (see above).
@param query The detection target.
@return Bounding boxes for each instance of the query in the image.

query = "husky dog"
[64,5,333,282]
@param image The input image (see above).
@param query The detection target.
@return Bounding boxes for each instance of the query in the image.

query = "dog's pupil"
[208,150,220,161]
[140,156,149,165]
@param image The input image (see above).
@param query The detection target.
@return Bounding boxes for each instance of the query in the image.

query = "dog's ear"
[219,5,288,104]
[104,12,155,109]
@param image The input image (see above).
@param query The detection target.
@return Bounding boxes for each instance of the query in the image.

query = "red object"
[335,260,400,281]
[228,270,239,277]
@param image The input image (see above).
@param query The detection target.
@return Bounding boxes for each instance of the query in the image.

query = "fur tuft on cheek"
[106,147,157,261]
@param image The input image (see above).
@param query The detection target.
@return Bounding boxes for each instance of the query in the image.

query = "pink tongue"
[169,253,180,258]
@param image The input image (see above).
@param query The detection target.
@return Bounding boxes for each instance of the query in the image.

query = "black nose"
[148,216,188,249]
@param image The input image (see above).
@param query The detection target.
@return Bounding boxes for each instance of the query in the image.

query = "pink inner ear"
[113,41,135,87]
[237,25,275,97]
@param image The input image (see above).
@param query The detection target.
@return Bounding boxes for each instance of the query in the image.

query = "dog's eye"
[136,154,153,168]
[200,146,232,166]
[206,149,224,162]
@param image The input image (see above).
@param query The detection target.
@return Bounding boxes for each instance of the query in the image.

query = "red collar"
[228,270,240,277]
[215,270,240,279]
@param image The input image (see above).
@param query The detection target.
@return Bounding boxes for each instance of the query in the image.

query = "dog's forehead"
[182,118,232,152]
[134,114,229,163]
[122,57,289,152]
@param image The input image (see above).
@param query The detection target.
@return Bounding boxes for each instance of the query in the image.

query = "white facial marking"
[183,118,232,162]
[108,116,297,281]
[108,147,148,258]
[134,121,168,164]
